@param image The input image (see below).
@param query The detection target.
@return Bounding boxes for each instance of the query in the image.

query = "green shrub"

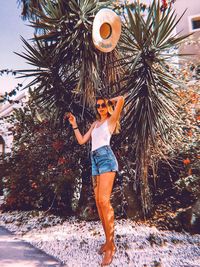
[1,105,88,214]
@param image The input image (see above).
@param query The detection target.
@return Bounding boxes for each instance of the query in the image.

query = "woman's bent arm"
[109,96,125,122]
[73,122,95,145]
[67,112,95,145]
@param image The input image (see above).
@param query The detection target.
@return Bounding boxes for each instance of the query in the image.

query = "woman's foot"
[101,246,116,266]
[98,243,107,255]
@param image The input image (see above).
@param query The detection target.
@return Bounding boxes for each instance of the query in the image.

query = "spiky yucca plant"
[16,0,124,123]
[118,0,191,215]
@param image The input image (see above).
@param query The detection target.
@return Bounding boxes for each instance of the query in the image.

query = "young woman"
[68,95,124,266]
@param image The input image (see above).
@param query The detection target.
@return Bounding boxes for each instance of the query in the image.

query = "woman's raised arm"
[67,112,96,145]
[109,96,125,122]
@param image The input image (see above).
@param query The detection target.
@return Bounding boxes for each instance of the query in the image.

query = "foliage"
[147,77,200,230]
[113,0,176,15]
[0,69,23,104]
[173,80,200,197]
[17,0,45,20]
[1,96,90,214]
[114,0,191,215]
[175,175,200,199]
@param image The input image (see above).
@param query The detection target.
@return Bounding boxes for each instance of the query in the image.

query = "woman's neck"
[99,115,108,121]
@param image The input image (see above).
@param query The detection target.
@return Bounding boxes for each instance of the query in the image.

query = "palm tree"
[16,0,190,216]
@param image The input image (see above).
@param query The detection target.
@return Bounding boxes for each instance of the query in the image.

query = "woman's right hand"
[65,112,77,127]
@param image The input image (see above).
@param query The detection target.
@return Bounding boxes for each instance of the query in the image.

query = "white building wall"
[0,91,27,154]
[173,0,200,61]
[174,0,200,35]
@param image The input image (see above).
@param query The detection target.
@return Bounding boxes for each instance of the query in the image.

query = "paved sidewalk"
[0,226,65,267]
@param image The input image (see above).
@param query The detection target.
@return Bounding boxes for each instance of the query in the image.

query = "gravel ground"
[0,211,200,267]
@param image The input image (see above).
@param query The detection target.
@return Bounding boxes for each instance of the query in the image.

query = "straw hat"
[92,8,121,53]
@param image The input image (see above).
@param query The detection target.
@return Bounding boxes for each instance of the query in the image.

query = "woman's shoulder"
[92,120,98,125]
[90,120,98,128]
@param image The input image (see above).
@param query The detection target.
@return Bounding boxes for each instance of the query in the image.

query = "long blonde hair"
[96,97,121,134]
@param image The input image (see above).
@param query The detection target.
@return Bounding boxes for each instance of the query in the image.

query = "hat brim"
[92,8,121,53]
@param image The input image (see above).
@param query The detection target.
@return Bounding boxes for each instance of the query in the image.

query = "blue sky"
[0,1,33,94]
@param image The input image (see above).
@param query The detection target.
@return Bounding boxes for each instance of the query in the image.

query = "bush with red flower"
[0,100,90,215]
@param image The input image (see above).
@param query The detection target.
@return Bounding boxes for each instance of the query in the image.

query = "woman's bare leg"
[92,175,107,253]
[97,172,116,265]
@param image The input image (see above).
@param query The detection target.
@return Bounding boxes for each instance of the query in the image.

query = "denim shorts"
[90,145,119,176]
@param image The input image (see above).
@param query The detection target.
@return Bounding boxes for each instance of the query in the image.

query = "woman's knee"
[97,196,110,208]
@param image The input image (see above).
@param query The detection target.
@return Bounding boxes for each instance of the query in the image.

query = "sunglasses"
[96,103,107,109]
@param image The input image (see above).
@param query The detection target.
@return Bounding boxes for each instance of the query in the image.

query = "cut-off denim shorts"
[90,145,119,176]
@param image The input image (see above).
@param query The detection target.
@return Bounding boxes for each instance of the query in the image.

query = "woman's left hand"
[109,96,123,104]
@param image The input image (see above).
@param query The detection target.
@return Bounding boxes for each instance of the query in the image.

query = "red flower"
[183,158,190,165]
[161,0,168,8]
[48,164,53,170]
[196,115,200,121]
[187,130,193,137]
[31,182,37,189]
[64,169,70,174]
[58,157,66,165]
[178,90,187,98]
[52,140,64,152]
